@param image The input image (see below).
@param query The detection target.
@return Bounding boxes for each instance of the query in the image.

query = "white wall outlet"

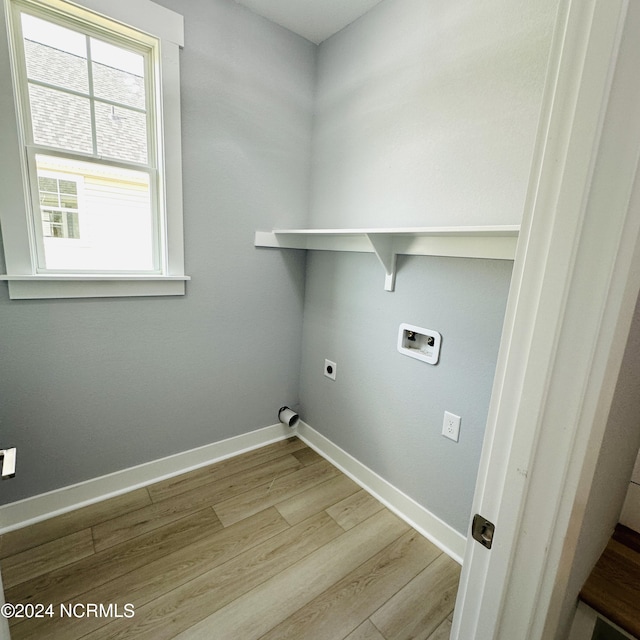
[324,359,337,380]
[442,411,461,442]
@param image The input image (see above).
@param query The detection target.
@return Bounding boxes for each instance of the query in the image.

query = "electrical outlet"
[442,411,461,442]
[324,359,337,380]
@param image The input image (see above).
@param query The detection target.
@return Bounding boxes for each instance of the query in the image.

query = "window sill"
[0,274,190,299]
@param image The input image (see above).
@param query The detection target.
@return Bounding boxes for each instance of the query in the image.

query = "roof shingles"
[25,39,147,164]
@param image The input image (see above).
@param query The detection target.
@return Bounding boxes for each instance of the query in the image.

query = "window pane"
[91,39,144,76]
[21,13,88,94]
[66,212,80,239]
[38,176,57,192]
[59,179,77,195]
[40,191,59,207]
[95,103,148,164]
[60,192,78,209]
[41,209,80,239]
[29,85,93,154]
[38,173,80,240]
[36,154,156,272]
[91,39,145,110]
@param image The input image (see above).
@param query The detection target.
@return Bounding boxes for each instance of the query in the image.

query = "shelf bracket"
[366,234,397,291]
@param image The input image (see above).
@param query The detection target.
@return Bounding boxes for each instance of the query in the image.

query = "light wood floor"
[0,437,460,639]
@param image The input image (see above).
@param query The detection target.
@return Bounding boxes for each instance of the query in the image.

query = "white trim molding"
[296,421,466,564]
[0,274,190,299]
[255,226,519,292]
[0,423,292,534]
[0,420,466,565]
[0,0,188,299]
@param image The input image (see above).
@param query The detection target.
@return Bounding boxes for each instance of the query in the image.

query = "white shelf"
[255,225,519,291]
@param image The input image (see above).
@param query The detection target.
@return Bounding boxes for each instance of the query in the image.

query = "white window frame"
[0,0,188,299]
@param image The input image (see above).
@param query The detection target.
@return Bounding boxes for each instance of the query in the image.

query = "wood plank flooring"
[0,437,460,639]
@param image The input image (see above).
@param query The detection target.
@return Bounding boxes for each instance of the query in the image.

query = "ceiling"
[233,0,385,44]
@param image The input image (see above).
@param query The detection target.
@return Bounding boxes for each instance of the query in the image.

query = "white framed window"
[0,0,188,299]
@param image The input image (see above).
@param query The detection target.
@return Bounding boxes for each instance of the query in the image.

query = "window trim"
[0,0,188,299]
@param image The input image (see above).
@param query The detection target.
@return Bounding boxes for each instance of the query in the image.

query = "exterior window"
[16,5,157,273]
[38,174,81,239]
[0,0,187,299]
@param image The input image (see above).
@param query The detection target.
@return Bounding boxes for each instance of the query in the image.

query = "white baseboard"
[0,423,293,534]
[0,420,468,564]
[296,421,467,564]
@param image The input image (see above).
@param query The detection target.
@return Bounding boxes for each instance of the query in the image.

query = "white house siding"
[41,160,153,272]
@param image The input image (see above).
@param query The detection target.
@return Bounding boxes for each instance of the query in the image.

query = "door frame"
[452,0,640,637]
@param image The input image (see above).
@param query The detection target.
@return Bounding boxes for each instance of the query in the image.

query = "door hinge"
[472,514,495,549]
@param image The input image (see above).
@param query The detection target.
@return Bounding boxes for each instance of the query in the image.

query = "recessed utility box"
[397,323,441,365]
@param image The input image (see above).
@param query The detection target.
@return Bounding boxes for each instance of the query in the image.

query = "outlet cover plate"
[442,411,461,442]
[324,359,337,380]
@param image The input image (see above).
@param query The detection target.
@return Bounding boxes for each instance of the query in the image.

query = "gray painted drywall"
[299,252,512,534]
[309,0,559,228]
[299,0,558,535]
[0,0,558,543]
[0,0,315,504]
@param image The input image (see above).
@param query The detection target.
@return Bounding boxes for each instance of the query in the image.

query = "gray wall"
[299,0,558,534]
[0,0,315,504]
[0,0,560,541]
[309,0,558,228]
[299,253,512,533]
